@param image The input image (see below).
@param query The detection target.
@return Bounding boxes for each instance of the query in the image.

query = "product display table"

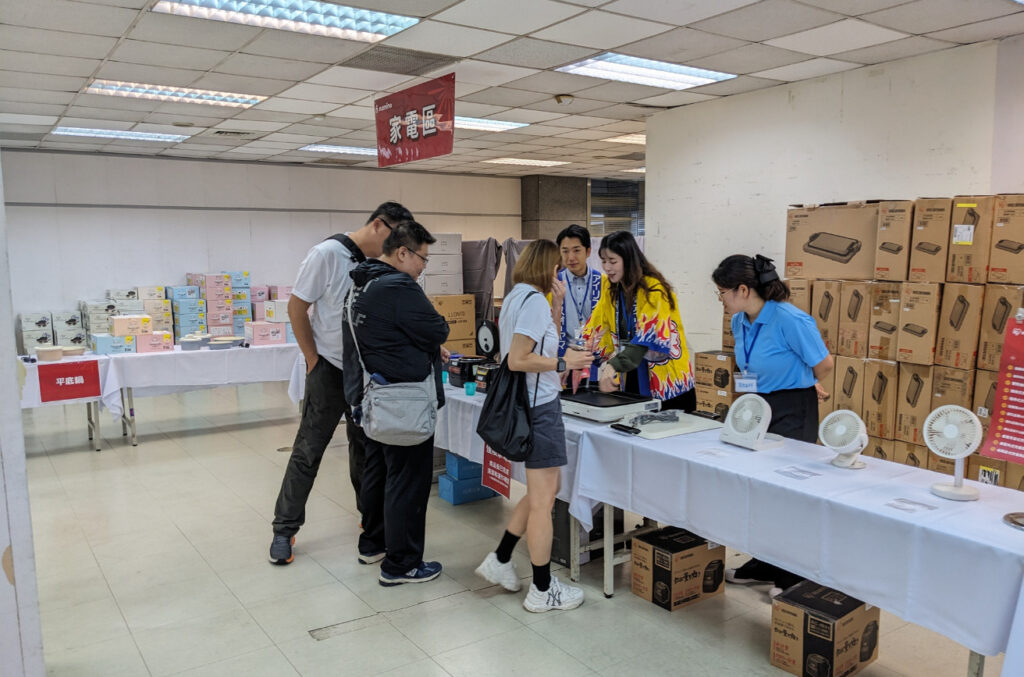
[574,426,1024,676]
[19,356,113,451]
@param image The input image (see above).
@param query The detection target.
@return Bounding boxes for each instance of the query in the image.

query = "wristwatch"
[556,357,566,373]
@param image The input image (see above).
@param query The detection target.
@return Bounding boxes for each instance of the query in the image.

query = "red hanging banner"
[375,73,455,168]
[481,445,512,499]
[38,360,101,403]
[980,311,1024,463]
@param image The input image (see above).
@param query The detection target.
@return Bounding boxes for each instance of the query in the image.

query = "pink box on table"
[245,321,286,346]
[253,302,266,321]
[207,310,233,326]
[250,285,269,303]
[136,331,173,353]
[269,285,292,300]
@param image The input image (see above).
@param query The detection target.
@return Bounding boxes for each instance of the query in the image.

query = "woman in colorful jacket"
[582,230,696,411]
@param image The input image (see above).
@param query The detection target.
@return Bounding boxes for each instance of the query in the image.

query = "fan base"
[1003,513,1024,531]
[831,457,866,469]
[931,483,979,501]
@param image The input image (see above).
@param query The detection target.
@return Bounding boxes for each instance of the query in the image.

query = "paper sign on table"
[481,445,511,499]
[38,360,100,402]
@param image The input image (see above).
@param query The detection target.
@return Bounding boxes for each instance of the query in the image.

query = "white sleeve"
[291,246,328,304]
[513,295,551,347]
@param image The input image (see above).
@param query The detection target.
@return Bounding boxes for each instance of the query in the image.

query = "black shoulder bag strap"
[516,289,545,407]
[327,234,366,264]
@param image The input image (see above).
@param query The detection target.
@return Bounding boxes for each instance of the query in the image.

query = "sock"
[532,562,551,592]
[495,530,520,564]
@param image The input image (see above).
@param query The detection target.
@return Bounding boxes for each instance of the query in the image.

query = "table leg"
[603,502,614,598]
[120,389,128,437]
[569,515,581,582]
[125,387,137,446]
[86,402,101,452]
[967,651,985,677]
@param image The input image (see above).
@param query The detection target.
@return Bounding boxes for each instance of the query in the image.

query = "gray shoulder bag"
[345,278,438,446]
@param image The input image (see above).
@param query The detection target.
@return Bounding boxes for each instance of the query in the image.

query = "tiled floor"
[22,383,1004,676]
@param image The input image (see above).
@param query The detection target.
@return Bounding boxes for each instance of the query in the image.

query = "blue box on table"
[438,474,496,505]
[446,451,483,480]
[172,298,206,314]
[166,286,199,300]
[223,271,250,288]
[285,322,296,343]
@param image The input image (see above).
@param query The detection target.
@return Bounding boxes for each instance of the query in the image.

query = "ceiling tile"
[214,54,328,82]
[587,103,664,118]
[190,73,294,97]
[519,96,611,114]
[0,70,86,92]
[309,66,416,91]
[688,43,811,75]
[473,37,599,69]
[504,71,601,94]
[545,114,616,128]
[0,140,41,148]
[460,87,551,107]
[326,105,375,120]
[261,131,332,143]
[253,98,339,115]
[600,0,759,25]
[426,60,539,87]
[487,108,568,123]
[57,116,134,130]
[383,21,515,57]
[0,87,76,105]
[240,140,302,150]
[329,0,461,17]
[286,123,364,135]
[513,124,573,137]
[0,113,58,126]
[231,110,310,124]
[531,10,673,49]
[572,81,672,103]
[926,12,1024,43]
[453,101,511,117]
[435,0,583,33]
[454,81,490,97]
[751,57,860,81]
[616,27,748,63]
[152,101,238,117]
[798,0,914,13]
[110,40,229,72]
[0,26,114,60]
[132,123,204,136]
[64,105,150,121]
[337,129,378,141]
[634,91,716,106]
[213,119,292,132]
[862,0,1020,34]
[526,136,577,146]
[0,50,99,77]
[0,101,66,117]
[142,112,227,127]
[1,0,137,36]
[278,83,370,105]
[96,62,206,88]
[129,12,261,51]
[593,120,646,133]
[831,35,954,63]
[687,75,782,95]
[765,18,909,56]
[240,30,371,64]
[692,0,844,42]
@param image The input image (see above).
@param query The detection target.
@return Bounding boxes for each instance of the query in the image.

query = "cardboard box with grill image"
[936,283,985,369]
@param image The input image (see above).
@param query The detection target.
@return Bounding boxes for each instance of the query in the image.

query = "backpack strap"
[327,234,366,264]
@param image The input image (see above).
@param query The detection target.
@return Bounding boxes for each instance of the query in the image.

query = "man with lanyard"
[270,202,414,566]
[554,224,603,381]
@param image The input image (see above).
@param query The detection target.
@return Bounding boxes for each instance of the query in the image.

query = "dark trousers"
[272,356,367,537]
[358,435,434,575]
[624,370,697,412]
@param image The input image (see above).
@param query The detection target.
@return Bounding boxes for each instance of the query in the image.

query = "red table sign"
[375,73,454,168]
[481,445,511,499]
[38,360,101,403]
[981,316,1024,463]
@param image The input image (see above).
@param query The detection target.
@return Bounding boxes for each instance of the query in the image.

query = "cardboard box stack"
[17,312,53,354]
[419,233,463,296]
[168,286,206,341]
[52,310,86,347]
[429,293,476,355]
[694,350,736,419]
[188,273,233,337]
[438,452,496,505]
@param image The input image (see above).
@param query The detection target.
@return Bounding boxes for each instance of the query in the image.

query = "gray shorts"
[526,398,568,469]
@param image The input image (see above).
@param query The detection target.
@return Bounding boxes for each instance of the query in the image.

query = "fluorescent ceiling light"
[153,0,417,42]
[623,167,646,173]
[300,144,378,155]
[557,53,735,91]
[454,116,529,132]
[52,127,189,142]
[483,158,570,167]
[87,79,265,108]
[605,133,646,145]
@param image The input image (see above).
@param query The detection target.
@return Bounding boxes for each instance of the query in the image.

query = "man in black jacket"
[343,221,450,586]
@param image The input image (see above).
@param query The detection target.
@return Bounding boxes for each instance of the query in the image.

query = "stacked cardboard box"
[419,233,463,296]
[17,312,53,354]
[188,273,233,337]
[429,293,476,355]
[694,350,736,419]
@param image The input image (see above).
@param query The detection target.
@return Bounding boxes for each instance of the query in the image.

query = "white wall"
[645,41,1000,351]
[0,151,521,312]
[993,34,1024,193]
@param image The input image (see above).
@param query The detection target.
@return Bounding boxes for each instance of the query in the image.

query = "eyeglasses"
[408,248,428,265]
[715,288,735,301]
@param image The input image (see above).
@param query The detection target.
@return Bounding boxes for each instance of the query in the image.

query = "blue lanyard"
[565,273,589,323]
[616,290,635,340]
[741,323,763,371]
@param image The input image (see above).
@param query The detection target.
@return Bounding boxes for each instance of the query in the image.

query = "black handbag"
[476,292,543,462]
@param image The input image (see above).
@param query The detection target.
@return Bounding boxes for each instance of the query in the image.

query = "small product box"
[208,325,234,337]
[136,286,166,301]
[285,322,296,343]
[631,526,725,612]
[114,299,144,313]
[264,300,290,323]
[253,302,266,321]
[935,283,985,369]
[173,312,207,325]
[244,321,286,346]
[206,310,233,326]
[20,329,53,352]
[166,286,199,300]
[947,195,996,283]
[173,325,207,339]
[873,200,913,280]
[250,285,269,303]
[109,315,151,337]
[989,194,1024,283]
[862,359,898,439]
[908,198,952,282]
[445,452,483,480]
[429,294,476,341]
[424,254,463,277]
[867,282,902,361]
[896,282,941,365]
[223,270,250,288]
[106,288,138,300]
[694,351,736,391]
[232,304,252,318]
[232,288,251,303]
[143,299,171,315]
[233,318,248,335]
[931,366,975,409]
[190,273,231,291]
[136,331,173,353]
[788,279,812,315]
[420,274,463,295]
[891,440,927,467]
[968,450,1006,486]
[812,280,842,354]
[20,312,51,330]
[978,285,1024,370]
[51,311,82,329]
[55,329,87,346]
[695,385,735,420]
[81,300,117,314]
[269,285,292,300]
[838,281,871,358]
[90,333,136,355]
[770,581,880,677]
[201,288,232,303]
[444,338,475,355]
[85,313,115,330]
[896,363,933,444]
[833,356,866,414]
[431,232,462,255]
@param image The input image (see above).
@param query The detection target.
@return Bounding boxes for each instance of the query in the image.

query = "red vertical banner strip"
[375,73,455,167]
[981,316,1024,462]
[481,445,512,499]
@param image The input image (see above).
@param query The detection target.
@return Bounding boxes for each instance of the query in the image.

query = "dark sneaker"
[378,561,442,586]
[358,551,386,565]
[725,558,772,584]
[269,534,294,565]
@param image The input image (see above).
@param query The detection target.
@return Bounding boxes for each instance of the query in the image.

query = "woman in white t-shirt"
[475,240,593,613]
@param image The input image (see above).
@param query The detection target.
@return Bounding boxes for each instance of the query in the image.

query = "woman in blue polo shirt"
[712,254,833,596]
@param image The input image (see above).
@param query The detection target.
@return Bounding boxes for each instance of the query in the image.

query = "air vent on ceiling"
[311,158,364,166]
[210,130,259,138]
[614,152,645,161]
[341,46,458,76]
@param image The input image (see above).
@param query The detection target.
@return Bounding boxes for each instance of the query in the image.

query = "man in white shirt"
[555,224,603,380]
[270,202,413,565]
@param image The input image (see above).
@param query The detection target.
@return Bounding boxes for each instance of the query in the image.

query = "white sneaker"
[523,575,584,613]
[474,552,522,592]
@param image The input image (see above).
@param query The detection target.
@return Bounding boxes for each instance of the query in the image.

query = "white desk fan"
[923,405,982,501]
[819,410,868,469]
[719,394,783,451]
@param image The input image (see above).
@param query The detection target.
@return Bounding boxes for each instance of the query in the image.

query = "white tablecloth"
[19,356,111,410]
[574,426,1024,672]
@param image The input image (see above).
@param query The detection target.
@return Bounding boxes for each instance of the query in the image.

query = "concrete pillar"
[520,175,588,241]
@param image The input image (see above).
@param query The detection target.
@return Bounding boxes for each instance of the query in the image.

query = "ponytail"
[712,254,790,302]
